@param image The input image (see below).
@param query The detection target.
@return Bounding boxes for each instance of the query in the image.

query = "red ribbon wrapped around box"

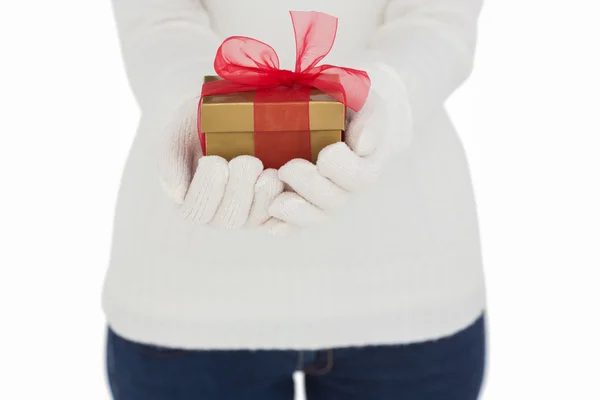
[198,11,371,169]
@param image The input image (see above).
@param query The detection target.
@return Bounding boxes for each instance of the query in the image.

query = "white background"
[1,1,599,399]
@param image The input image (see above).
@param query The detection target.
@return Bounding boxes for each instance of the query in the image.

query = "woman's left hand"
[264,68,412,234]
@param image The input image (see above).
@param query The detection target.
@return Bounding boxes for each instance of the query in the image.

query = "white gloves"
[179,156,285,229]
[159,100,283,229]
[158,64,411,233]
[265,64,413,233]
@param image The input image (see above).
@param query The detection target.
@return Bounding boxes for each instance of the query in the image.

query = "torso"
[103,0,487,350]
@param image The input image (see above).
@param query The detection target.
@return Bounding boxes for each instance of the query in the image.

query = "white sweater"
[102,0,486,349]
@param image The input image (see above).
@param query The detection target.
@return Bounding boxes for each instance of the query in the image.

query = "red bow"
[203,10,371,112]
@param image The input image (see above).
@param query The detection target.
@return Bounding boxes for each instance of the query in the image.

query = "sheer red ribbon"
[198,11,371,168]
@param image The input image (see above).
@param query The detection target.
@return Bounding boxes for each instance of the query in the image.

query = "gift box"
[199,76,346,169]
[196,11,371,170]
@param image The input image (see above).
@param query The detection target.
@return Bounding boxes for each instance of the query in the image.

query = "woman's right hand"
[158,99,284,229]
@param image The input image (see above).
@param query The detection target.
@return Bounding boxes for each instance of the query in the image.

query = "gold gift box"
[200,76,345,167]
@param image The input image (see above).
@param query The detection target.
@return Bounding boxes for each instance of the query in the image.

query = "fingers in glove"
[158,99,202,204]
[344,91,386,158]
[317,142,382,192]
[278,159,349,211]
[246,169,285,227]
[211,155,264,229]
[181,156,229,223]
[268,192,327,228]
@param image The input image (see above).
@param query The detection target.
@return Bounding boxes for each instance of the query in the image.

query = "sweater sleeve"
[362,0,483,125]
[111,0,220,116]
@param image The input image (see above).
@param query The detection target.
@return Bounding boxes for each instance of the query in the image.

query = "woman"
[103,0,487,399]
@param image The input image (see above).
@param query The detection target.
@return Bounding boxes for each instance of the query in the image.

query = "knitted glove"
[159,99,284,229]
[266,64,412,233]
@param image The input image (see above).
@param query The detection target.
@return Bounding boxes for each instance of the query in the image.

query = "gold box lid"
[201,76,346,133]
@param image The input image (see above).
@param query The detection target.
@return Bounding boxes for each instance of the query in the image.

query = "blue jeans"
[106,315,485,399]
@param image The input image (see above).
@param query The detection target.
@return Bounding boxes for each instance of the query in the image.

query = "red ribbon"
[198,11,371,169]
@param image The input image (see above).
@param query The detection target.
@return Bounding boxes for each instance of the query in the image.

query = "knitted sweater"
[102,0,486,349]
